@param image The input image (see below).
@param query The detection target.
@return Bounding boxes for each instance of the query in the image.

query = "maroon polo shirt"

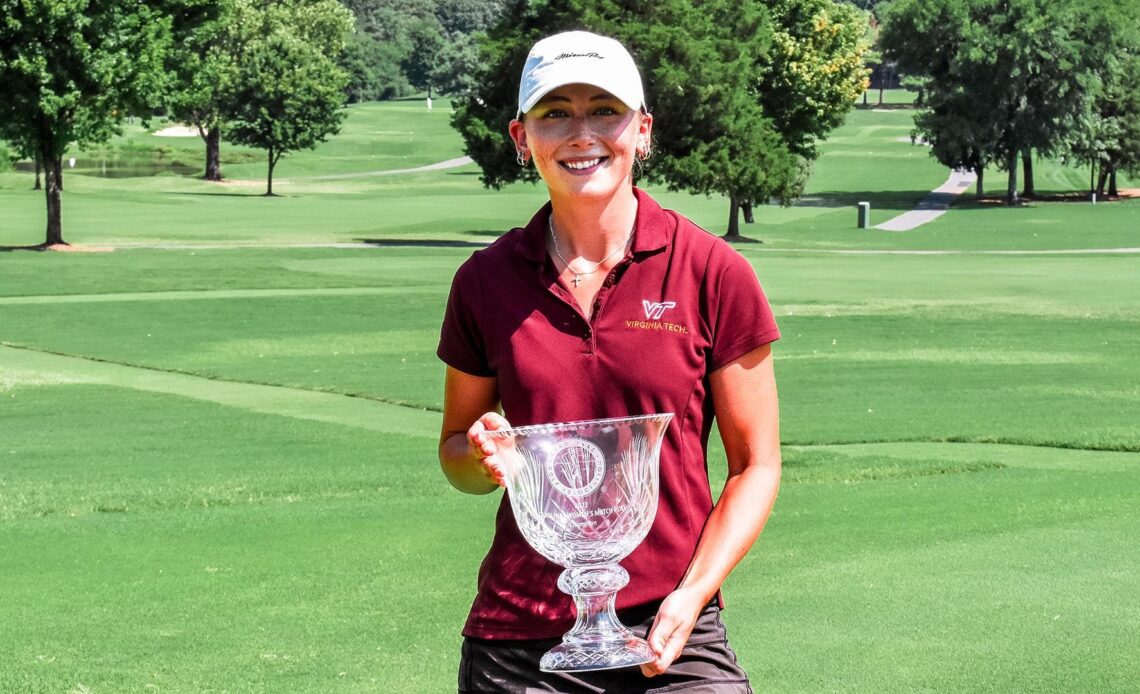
[438,188,780,640]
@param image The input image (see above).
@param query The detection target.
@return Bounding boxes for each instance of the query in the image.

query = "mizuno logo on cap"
[555,52,604,60]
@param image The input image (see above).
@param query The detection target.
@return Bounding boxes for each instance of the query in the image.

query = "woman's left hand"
[641,343,781,677]
[640,587,706,677]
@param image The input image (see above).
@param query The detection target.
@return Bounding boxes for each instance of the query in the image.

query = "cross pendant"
[571,274,582,287]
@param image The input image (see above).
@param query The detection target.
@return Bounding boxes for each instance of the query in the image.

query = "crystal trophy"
[485,413,673,672]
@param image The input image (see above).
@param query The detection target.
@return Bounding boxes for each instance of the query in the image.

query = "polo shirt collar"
[516,187,673,263]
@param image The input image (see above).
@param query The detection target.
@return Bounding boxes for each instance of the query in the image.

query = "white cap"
[517,31,645,118]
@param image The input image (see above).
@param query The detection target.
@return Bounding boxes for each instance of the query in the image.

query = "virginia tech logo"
[642,300,676,320]
[628,299,687,334]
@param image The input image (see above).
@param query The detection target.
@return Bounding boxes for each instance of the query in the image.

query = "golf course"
[1,97,1137,692]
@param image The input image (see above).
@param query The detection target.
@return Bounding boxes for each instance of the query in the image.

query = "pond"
[15,158,201,179]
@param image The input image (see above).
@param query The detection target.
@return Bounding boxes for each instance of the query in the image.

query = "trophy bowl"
[485,413,673,672]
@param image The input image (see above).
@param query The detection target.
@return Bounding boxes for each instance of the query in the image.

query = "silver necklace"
[548,216,632,287]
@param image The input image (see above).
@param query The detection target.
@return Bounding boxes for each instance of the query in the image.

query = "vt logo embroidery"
[642,300,676,320]
[628,300,688,334]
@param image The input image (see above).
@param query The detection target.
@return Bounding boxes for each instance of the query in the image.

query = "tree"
[452,0,802,237]
[341,30,411,103]
[435,0,508,35]
[165,0,237,181]
[745,0,870,221]
[1066,1,1140,197]
[401,15,448,99]
[974,0,1088,203]
[164,0,355,182]
[916,87,1002,198]
[342,0,505,98]
[430,32,484,97]
[226,33,350,195]
[593,0,802,239]
[1093,57,1140,196]
[0,0,171,246]
[214,0,352,195]
[430,0,508,97]
[882,0,1092,205]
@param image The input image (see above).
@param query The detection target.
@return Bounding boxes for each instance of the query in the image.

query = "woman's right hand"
[467,412,513,487]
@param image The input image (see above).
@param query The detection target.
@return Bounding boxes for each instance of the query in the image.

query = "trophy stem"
[539,564,654,672]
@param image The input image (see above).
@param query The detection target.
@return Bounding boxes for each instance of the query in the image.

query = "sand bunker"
[153,125,199,137]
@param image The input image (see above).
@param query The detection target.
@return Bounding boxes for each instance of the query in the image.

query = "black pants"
[458,603,753,693]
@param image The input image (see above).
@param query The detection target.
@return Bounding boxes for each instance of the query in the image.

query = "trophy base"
[539,636,654,672]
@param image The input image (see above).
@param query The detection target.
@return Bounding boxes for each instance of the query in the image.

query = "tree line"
[453,0,872,238]
[880,0,1140,204]
[1,0,358,246]
[340,0,507,102]
[1,0,873,246]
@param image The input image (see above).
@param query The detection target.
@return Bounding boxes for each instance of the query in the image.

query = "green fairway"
[1,99,1137,691]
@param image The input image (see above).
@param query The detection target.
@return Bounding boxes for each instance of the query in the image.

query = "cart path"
[288,156,474,181]
[0,343,439,437]
[874,169,977,231]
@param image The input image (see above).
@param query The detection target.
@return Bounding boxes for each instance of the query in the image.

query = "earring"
[637,144,652,161]
[516,150,528,166]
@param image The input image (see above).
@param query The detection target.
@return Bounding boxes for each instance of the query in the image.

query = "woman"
[438,30,781,693]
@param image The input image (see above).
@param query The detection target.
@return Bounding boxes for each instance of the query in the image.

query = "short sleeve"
[707,243,780,371]
[437,255,495,377]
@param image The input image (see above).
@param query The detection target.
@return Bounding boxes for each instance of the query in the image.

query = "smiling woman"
[436,31,783,693]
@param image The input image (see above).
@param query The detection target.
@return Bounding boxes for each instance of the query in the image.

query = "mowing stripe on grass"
[0,344,438,436]
[786,441,1139,473]
[0,286,440,305]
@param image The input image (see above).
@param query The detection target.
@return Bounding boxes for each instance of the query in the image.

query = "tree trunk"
[204,126,222,181]
[725,197,741,238]
[1021,149,1034,198]
[34,158,42,190]
[742,202,755,224]
[878,64,886,105]
[1096,169,1108,197]
[975,166,985,199]
[43,156,64,246]
[265,147,278,196]
[1005,153,1019,206]
[1108,169,1118,197]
